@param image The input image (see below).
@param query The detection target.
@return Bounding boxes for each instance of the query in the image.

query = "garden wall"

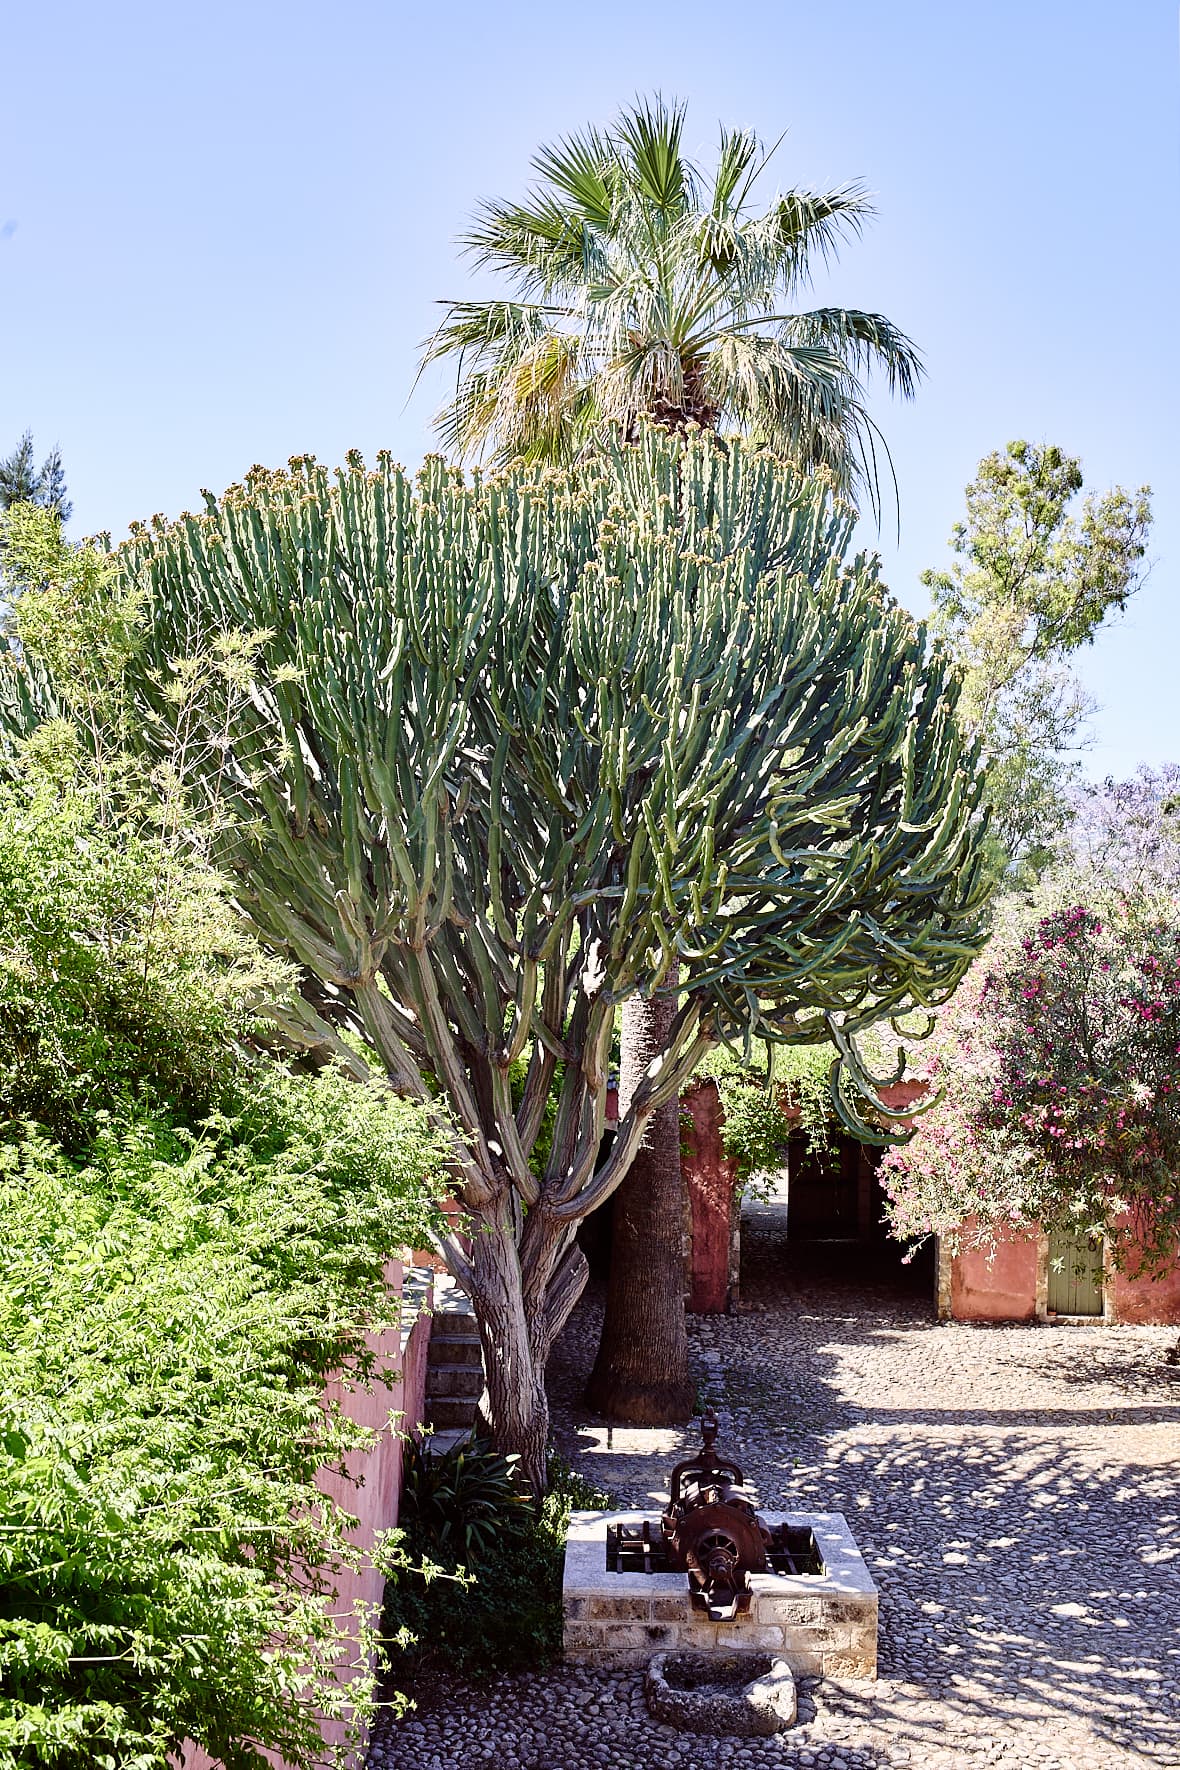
[679,1080,1180,1327]
[679,1077,925,1314]
[1109,1253,1180,1323]
[946,1228,1041,1322]
[176,1258,433,1770]
[938,1223,1180,1325]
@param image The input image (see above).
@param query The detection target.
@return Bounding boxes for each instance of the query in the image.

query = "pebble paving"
[369,1192,1180,1769]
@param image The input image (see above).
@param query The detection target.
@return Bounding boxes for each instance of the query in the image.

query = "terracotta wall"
[681,1079,738,1312]
[1109,1251,1180,1324]
[942,1223,1180,1325]
[680,1077,929,1312]
[948,1229,1040,1322]
[680,1076,1180,1326]
[176,1258,433,1770]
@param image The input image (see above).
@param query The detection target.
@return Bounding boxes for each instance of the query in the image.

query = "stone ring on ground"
[643,1651,798,1736]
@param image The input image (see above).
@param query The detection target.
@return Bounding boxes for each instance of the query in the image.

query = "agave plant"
[400,1436,532,1562]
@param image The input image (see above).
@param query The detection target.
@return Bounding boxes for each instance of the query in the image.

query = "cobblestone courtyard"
[370,1198,1180,1769]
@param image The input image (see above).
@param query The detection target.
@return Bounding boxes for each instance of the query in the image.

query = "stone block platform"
[563,1509,878,1679]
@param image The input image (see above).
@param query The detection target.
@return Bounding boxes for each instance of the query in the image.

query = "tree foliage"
[925,441,1151,875]
[0,785,281,1151]
[0,505,449,1765]
[423,96,928,1418]
[422,96,921,518]
[0,431,71,521]
[0,798,448,1767]
[0,1080,447,1770]
[881,792,1180,1273]
[2,429,997,1482]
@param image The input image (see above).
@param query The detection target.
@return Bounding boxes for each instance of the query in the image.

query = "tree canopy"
[925,440,1151,876]
[0,429,71,520]
[1,430,995,1480]
[422,96,921,518]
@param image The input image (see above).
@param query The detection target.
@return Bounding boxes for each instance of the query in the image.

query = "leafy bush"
[881,874,1180,1270]
[0,1080,449,1769]
[399,1437,532,1561]
[382,1450,611,1688]
[0,785,283,1149]
[700,1042,835,1190]
[0,506,455,1765]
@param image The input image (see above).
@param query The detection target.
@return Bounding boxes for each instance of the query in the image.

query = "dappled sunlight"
[540,1240,1180,1767]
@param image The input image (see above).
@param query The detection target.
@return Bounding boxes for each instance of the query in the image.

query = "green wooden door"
[1047,1229,1105,1316]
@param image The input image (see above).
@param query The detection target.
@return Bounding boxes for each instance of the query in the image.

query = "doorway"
[1046,1228,1105,1317]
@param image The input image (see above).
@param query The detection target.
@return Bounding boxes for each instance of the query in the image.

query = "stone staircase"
[421,1274,484,1455]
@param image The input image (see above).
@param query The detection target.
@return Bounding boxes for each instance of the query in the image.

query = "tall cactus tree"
[423,96,926,1421]
[92,431,988,1488]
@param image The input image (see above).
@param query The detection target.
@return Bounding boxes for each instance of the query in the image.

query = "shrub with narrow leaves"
[881,879,1180,1270]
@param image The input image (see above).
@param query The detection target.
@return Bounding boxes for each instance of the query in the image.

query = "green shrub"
[0,512,455,1764]
[382,1450,611,1688]
[0,785,286,1151]
[0,1083,449,1769]
[701,1041,835,1191]
[399,1437,532,1561]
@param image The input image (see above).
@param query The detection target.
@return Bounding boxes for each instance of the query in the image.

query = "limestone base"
[563,1510,878,1678]
[644,1651,797,1735]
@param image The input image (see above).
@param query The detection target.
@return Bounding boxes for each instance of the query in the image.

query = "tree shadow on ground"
[546,1194,1180,1767]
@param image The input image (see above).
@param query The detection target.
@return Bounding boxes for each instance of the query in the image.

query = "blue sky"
[3,0,1176,779]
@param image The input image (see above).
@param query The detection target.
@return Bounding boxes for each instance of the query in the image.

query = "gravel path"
[370,1195,1180,1769]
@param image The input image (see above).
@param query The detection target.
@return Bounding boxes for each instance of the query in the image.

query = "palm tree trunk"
[585,988,694,1423]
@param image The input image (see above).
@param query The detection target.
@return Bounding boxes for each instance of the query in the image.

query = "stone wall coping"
[565,1509,878,1602]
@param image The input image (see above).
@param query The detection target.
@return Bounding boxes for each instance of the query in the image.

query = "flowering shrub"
[881,886,1180,1270]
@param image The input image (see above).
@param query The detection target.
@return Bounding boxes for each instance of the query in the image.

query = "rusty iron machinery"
[660,1413,772,1621]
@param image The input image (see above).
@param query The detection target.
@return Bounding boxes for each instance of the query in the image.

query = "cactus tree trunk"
[468,1200,555,1494]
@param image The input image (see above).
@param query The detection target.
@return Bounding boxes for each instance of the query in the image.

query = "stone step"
[426,1395,481,1430]
[431,1274,476,1317]
[427,1331,482,1366]
[420,1427,472,1457]
[426,1362,484,1400]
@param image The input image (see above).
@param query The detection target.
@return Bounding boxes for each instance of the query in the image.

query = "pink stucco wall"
[176,1258,433,1770]
[1109,1250,1180,1324]
[950,1229,1040,1322]
[682,1079,738,1313]
[944,1221,1180,1325]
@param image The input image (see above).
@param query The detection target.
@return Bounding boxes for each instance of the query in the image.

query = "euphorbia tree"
[80,430,988,1486]
[424,95,928,1420]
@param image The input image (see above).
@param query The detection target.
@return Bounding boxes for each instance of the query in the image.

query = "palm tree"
[422,96,922,519]
[423,98,924,1423]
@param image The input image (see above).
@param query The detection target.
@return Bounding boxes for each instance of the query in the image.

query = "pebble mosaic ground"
[369,1192,1180,1770]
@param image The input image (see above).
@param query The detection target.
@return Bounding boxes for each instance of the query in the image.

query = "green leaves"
[925,439,1153,879]
[424,96,921,508]
[0,1082,446,1768]
[400,1436,531,1561]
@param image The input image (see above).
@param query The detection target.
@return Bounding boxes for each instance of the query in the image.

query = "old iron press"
[660,1412,772,1622]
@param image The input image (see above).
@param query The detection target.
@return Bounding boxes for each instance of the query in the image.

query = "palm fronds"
[421,98,922,513]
